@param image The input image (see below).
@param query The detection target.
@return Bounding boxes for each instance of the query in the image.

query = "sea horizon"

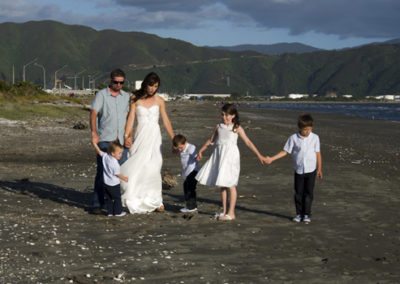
[248,102,400,122]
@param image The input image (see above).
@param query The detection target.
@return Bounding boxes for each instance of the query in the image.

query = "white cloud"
[1,0,399,40]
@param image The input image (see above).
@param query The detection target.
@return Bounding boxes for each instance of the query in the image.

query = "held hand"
[258,155,265,165]
[196,152,203,161]
[122,175,128,183]
[124,136,132,148]
[264,156,273,165]
[317,169,323,179]
[91,132,99,145]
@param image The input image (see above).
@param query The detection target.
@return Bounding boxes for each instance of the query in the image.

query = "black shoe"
[89,207,103,215]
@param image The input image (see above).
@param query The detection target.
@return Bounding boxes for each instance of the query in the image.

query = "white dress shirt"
[100,151,121,186]
[180,143,199,178]
[284,132,320,174]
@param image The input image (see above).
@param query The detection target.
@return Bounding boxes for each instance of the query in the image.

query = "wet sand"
[0,101,399,283]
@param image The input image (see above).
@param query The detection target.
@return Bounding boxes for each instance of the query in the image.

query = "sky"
[1,0,399,50]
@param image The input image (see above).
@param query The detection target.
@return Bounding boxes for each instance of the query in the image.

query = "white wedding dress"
[120,104,163,213]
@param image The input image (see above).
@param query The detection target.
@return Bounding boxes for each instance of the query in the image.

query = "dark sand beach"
[0,101,399,283]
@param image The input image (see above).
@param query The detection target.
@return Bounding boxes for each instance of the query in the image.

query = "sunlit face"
[221,111,235,125]
[174,143,186,153]
[111,147,124,160]
[110,76,125,92]
[299,126,313,137]
[146,82,159,96]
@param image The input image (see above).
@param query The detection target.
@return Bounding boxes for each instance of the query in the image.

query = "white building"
[288,93,309,99]
[135,80,142,90]
[158,93,171,101]
[270,95,286,100]
[181,94,231,100]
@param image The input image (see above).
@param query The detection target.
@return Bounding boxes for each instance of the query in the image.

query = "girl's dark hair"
[107,140,123,155]
[297,113,314,129]
[132,72,161,102]
[221,103,240,131]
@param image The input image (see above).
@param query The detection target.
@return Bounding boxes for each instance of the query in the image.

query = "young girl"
[195,103,265,221]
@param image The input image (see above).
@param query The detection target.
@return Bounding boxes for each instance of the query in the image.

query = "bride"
[121,72,174,213]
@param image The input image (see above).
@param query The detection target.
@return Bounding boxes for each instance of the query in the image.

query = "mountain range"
[212,43,321,55]
[0,20,399,97]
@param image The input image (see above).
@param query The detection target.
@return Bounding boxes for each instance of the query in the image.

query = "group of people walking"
[90,69,323,223]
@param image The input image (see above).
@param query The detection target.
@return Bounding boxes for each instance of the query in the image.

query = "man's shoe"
[292,215,302,223]
[180,207,198,213]
[303,215,311,224]
[115,212,127,217]
[89,208,103,215]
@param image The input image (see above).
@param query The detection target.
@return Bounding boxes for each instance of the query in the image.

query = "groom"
[89,68,131,214]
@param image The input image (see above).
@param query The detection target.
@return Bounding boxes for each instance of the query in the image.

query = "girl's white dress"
[196,123,240,187]
[120,104,163,213]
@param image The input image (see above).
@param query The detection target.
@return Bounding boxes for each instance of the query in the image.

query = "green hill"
[212,42,322,55]
[1,20,400,97]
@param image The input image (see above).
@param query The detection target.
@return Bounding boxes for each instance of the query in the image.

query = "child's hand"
[264,156,273,165]
[124,136,132,148]
[196,152,203,161]
[122,175,128,183]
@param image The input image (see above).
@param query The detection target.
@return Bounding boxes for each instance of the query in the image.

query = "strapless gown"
[120,104,163,213]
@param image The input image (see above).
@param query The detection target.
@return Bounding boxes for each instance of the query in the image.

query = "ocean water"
[251,102,400,122]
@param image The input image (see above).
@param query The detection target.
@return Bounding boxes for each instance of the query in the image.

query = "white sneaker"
[115,212,127,217]
[293,215,302,223]
[303,215,311,224]
[180,207,198,213]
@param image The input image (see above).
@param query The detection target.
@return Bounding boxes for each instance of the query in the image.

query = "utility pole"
[22,58,38,82]
[54,65,68,89]
[34,63,46,89]
[73,69,86,90]
[12,65,15,84]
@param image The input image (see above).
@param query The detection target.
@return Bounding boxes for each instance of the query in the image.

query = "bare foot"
[218,214,235,221]
[155,204,165,212]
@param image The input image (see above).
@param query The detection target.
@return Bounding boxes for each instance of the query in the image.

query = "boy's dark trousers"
[294,170,316,216]
[183,170,198,210]
[104,184,123,215]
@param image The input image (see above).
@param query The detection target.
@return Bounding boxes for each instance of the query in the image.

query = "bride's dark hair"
[132,72,161,102]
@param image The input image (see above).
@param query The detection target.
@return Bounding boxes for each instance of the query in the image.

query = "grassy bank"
[0,81,90,121]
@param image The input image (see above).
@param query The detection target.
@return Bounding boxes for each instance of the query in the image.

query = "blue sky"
[1,0,399,49]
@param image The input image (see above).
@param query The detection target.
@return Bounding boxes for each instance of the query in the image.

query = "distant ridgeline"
[1,20,400,97]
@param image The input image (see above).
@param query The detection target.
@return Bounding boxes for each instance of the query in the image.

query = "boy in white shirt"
[173,134,200,213]
[92,140,128,217]
[265,114,323,224]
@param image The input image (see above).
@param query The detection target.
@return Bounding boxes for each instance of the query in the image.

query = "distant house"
[369,95,395,100]
[158,93,171,101]
[325,91,337,98]
[384,95,395,100]
[288,93,309,99]
[181,94,231,100]
[135,80,142,90]
[270,95,286,100]
[342,94,353,99]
